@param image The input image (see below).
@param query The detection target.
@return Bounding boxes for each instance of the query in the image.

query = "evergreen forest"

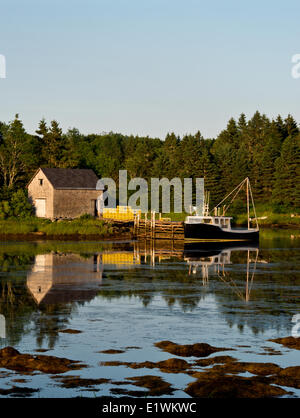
[0,111,299,218]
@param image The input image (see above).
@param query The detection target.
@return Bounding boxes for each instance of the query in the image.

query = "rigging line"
[223,180,247,216]
[217,271,244,300]
[210,178,247,214]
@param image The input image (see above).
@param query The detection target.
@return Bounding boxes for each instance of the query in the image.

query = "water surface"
[0,230,299,397]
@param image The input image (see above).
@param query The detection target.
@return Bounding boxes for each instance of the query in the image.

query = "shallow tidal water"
[0,229,299,398]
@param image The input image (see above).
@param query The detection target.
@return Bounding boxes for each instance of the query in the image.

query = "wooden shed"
[27,168,104,219]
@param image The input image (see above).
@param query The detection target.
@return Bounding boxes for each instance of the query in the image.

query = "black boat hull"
[184,223,259,242]
[183,241,259,257]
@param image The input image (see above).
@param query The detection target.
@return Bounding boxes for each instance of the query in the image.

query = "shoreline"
[0,231,135,242]
[0,223,299,242]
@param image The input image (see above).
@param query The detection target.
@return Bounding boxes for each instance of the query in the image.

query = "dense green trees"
[0,114,38,189]
[0,111,299,214]
[272,135,300,210]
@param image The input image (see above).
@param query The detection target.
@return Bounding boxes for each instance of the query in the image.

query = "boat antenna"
[204,190,210,216]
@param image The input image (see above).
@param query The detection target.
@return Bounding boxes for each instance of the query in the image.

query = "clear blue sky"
[0,0,299,139]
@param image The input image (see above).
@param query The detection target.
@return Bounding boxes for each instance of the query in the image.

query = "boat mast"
[246,178,250,230]
[211,177,259,231]
[248,180,259,230]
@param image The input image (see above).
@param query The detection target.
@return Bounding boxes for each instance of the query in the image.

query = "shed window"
[39,179,43,186]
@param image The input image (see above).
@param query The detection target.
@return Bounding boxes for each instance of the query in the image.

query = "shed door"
[35,199,46,217]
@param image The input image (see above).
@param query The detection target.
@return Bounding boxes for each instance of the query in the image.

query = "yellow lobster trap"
[102,206,141,221]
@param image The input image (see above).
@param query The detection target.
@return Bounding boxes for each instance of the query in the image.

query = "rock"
[192,361,282,378]
[98,349,126,354]
[126,375,174,396]
[194,356,237,367]
[100,358,191,373]
[11,379,28,384]
[100,360,157,369]
[278,366,300,379]
[110,375,174,396]
[155,340,231,357]
[0,386,40,397]
[124,346,142,350]
[59,329,82,334]
[110,388,147,397]
[157,358,190,371]
[259,346,283,356]
[185,375,289,398]
[270,366,300,389]
[54,376,110,389]
[0,347,20,358]
[100,357,191,373]
[242,362,282,376]
[0,346,86,374]
[269,337,300,350]
[100,360,129,367]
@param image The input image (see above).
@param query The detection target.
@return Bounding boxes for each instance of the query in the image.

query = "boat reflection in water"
[183,242,259,301]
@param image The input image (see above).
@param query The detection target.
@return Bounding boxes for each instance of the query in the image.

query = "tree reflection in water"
[0,236,299,347]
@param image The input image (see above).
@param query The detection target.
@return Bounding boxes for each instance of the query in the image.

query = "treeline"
[0,111,299,216]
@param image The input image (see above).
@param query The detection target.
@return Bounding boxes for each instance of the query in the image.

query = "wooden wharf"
[133,211,185,241]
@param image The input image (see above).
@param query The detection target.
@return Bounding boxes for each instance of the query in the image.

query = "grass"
[0,216,115,237]
[159,213,186,222]
[158,207,300,228]
[0,204,299,239]
[38,218,113,236]
[234,211,300,228]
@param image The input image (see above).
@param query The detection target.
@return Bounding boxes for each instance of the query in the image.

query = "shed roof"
[39,168,104,190]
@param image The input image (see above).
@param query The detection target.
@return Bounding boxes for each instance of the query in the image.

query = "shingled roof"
[39,168,104,190]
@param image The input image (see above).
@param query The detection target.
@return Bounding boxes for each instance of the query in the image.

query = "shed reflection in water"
[27,253,103,305]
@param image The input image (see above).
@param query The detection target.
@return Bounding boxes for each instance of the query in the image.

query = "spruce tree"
[36,119,63,167]
[284,114,299,138]
[272,134,300,210]
[0,115,29,188]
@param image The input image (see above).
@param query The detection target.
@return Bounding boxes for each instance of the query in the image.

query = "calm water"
[0,230,299,398]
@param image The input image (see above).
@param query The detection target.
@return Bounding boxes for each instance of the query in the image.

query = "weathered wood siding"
[53,189,102,219]
[27,168,54,218]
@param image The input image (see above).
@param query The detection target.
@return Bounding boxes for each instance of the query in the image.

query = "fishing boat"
[184,178,259,243]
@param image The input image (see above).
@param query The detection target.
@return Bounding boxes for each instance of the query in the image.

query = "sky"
[0,0,300,139]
